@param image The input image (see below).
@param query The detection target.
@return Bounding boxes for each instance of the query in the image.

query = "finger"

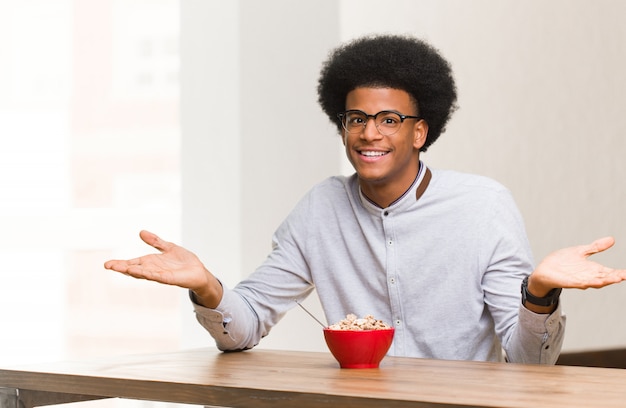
[105,256,144,271]
[616,270,626,285]
[123,261,176,283]
[585,236,615,257]
[606,266,626,282]
[586,266,626,288]
[104,259,130,272]
[139,230,158,246]
[104,259,124,270]
[139,230,174,252]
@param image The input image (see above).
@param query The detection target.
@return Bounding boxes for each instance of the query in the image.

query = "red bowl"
[323,327,395,368]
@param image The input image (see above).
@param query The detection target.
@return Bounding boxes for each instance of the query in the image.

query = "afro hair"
[317,34,458,151]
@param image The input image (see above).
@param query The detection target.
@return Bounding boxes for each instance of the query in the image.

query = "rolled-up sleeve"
[190,287,261,351]
[505,302,566,364]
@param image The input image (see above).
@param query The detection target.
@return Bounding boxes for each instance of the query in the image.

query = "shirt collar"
[358,161,432,214]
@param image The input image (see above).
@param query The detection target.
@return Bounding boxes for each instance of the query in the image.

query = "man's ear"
[413,120,429,150]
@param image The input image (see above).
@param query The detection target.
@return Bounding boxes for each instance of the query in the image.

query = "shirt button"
[388,239,393,245]
[395,320,401,326]
[389,277,396,284]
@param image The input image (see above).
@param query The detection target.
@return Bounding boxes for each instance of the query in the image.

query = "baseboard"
[556,348,626,369]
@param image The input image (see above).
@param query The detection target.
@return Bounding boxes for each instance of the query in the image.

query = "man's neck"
[359,166,421,209]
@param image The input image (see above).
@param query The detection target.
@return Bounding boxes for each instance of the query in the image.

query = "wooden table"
[2,347,626,408]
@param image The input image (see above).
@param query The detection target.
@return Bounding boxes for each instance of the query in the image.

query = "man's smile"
[358,150,390,157]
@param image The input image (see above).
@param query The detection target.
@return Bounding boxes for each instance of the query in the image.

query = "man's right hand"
[104,230,223,308]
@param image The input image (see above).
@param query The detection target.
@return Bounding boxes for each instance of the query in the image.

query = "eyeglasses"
[337,110,422,136]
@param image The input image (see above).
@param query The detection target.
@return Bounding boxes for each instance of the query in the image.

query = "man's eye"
[350,116,365,124]
[380,115,400,125]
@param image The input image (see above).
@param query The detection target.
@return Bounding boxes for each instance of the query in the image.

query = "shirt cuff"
[189,287,252,351]
[189,286,236,322]
[518,300,563,333]
[518,301,566,364]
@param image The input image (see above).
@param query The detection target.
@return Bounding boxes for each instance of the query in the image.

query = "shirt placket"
[382,208,404,355]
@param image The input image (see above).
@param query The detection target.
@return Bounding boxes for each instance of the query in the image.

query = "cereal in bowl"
[328,313,391,330]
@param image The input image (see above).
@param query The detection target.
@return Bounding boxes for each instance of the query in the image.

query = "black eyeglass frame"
[336,110,422,136]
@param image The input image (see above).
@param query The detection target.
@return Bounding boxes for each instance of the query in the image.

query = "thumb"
[139,230,172,252]
[585,236,615,256]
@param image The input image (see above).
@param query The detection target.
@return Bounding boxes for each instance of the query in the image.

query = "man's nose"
[360,118,383,140]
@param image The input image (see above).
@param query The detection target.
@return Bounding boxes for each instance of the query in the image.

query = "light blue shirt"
[192,163,565,363]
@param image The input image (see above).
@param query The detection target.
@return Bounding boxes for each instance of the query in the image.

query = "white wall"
[179,0,339,351]
[181,0,626,352]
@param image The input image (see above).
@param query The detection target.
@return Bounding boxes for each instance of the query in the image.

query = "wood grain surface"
[2,348,626,408]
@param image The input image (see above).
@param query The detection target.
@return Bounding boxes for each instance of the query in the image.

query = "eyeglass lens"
[342,111,404,136]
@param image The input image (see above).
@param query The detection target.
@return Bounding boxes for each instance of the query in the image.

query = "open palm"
[104,230,213,295]
[533,236,626,291]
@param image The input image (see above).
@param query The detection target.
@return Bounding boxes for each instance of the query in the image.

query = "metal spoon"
[294,299,327,328]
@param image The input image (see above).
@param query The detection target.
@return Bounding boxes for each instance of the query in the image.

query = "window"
[0,0,182,370]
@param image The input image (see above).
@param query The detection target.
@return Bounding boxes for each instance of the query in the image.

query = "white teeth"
[361,151,387,157]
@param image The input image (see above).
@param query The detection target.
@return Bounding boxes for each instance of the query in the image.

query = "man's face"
[342,87,427,195]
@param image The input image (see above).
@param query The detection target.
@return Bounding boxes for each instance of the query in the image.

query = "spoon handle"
[294,299,327,328]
